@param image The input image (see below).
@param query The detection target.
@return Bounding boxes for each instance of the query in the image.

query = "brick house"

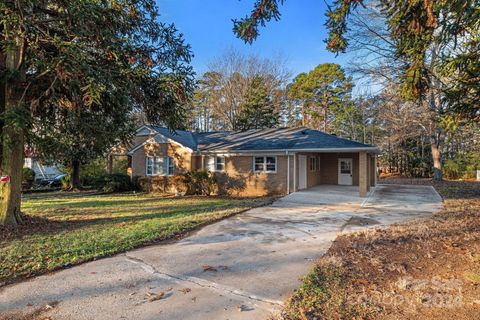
[124,125,380,197]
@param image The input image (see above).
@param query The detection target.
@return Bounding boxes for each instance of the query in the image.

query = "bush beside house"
[94,173,133,193]
[134,170,217,195]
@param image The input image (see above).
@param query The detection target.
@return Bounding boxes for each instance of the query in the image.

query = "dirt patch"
[342,216,380,229]
[281,180,480,320]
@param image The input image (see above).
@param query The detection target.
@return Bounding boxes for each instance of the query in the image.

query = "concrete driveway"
[0,184,442,320]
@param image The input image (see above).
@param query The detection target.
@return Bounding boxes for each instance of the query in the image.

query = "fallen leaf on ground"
[202,265,217,272]
[146,292,165,302]
[179,288,191,294]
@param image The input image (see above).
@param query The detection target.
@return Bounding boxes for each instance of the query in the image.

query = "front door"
[298,155,307,190]
[338,158,353,185]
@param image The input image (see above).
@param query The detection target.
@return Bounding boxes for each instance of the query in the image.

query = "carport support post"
[293,154,297,192]
[359,151,368,197]
[286,151,290,194]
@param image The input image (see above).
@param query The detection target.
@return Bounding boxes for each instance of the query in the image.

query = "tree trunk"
[430,131,443,181]
[301,102,305,126]
[70,160,81,190]
[323,107,328,133]
[107,155,113,174]
[0,44,25,225]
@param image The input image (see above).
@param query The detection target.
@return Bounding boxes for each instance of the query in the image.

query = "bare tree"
[188,48,291,131]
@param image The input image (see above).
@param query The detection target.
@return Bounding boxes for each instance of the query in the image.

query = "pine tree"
[237,76,279,131]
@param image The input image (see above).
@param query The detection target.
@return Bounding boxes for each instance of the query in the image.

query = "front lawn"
[0,192,271,285]
[281,181,480,320]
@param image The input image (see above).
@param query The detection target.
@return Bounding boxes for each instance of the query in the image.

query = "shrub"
[443,159,460,179]
[60,174,71,190]
[22,168,36,190]
[94,173,133,193]
[81,159,108,186]
[182,170,216,195]
[443,153,479,180]
[112,157,129,174]
[133,176,184,194]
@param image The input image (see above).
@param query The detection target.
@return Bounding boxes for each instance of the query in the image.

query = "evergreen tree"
[31,89,135,190]
[0,0,193,225]
[288,63,353,132]
[237,76,279,130]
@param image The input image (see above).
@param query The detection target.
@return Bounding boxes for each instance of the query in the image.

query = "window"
[254,157,265,172]
[206,156,225,172]
[146,156,174,176]
[215,156,225,171]
[309,157,317,171]
[253,156,276,173]
[340,159,351,174]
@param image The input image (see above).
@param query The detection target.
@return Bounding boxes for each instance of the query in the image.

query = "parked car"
[36,174,67,189]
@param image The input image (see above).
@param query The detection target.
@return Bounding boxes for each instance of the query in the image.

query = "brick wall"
[213,155,291,197]
[131,143,193,177]
[315,153,360,186]
[131,146,376,196]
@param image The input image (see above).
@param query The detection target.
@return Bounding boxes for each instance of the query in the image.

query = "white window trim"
[253,156,277,174]
[215,156,226,172]
[145,156,174,177]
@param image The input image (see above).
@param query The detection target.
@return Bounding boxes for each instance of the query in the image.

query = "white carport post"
[286,151,290,194]
[293,153,296,192]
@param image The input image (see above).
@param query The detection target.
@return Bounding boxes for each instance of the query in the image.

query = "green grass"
[0,192,270,284]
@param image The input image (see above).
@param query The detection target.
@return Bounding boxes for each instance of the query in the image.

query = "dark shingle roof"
[195,127,375,151]
[145,126,376,152]
[148,125,198,150]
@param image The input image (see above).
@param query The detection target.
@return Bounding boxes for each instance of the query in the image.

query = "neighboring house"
[125,125,380,197]
[24,148,63,181]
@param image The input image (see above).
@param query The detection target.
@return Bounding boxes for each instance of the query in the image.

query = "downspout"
[286,150,290,194]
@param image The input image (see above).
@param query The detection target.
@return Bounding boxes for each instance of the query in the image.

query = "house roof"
[148,125,198,150]
[132,126,379,153]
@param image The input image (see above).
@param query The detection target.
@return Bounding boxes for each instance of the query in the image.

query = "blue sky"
[156,0,349,77]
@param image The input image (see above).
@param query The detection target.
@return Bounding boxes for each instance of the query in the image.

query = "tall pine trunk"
[0,43,25,225]
[427,86,444,182]
[430,130,443,181]
[426,47,444,182]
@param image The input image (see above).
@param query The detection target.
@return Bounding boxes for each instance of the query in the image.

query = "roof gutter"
[199,147,381,155]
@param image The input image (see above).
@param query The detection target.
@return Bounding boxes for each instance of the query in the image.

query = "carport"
[289,150,378,197]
